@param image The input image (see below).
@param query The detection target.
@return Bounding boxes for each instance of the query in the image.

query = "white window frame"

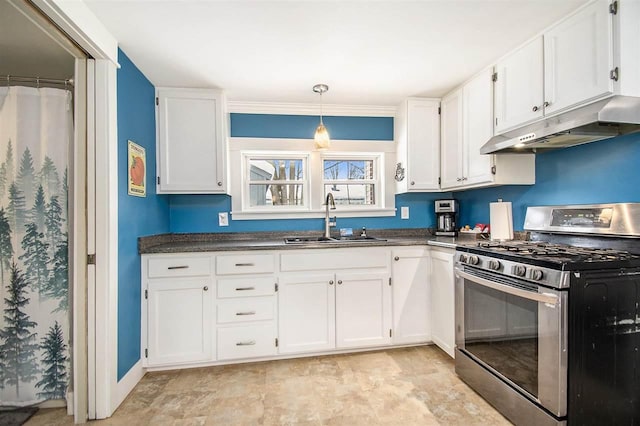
[229,138,396,220]
[320,153,382,210]
[241,151,310,213]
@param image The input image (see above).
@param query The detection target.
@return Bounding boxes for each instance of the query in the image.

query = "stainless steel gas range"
[454,203,640,426]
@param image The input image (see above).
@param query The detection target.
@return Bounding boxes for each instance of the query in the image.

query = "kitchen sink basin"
[283,236,386,244]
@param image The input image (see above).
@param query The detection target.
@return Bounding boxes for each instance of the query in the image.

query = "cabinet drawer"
[217,276,276,298]
[217,297,275,324]
[216,254,275,275]
[280,248,389,272]
[217,324,277,360]
[147,256,211,278]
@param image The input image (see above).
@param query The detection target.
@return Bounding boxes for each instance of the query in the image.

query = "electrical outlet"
[218,212,229,227]
[401,206,409,219]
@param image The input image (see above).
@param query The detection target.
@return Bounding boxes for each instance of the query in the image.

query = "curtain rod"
[3,75,74,87]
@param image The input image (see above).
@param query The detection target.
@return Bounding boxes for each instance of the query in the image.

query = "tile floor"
[26,345,511,425]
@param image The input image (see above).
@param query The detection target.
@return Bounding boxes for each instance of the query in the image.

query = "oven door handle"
[455,268,559,306]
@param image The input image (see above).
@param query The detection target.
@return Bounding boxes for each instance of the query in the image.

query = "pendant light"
[313,83,330,150]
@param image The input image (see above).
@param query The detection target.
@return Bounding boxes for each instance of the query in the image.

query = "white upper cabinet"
[544,0,613,115]
[395,98,441,193]
[156,88,227,194]
[440,88,463,189]
[494,37,545,134]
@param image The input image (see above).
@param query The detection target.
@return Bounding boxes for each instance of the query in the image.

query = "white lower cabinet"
[146,278,213,366]
[217,323,277,360]
[391,247,431,345]
[430,247,455,358]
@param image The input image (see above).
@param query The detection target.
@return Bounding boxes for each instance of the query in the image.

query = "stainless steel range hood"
[480,96,640,154]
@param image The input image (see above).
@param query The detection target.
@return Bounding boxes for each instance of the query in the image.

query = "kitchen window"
[322,156,379,208]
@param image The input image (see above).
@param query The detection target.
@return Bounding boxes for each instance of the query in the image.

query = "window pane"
[325,184,375,205]
[249,159,304,181]
[323,160,374,180]
[250,184,304,207]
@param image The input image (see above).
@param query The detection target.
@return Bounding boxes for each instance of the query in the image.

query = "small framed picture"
[128,140,146,197]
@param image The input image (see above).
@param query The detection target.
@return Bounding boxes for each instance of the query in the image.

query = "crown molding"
[227,101,396,117]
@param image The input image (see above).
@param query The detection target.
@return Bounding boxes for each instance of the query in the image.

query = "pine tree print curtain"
[0,86,70,405]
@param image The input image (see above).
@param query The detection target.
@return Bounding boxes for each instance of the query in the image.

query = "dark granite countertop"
[138,229,483,254]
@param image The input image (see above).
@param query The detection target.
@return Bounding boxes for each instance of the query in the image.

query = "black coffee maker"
[435,199,458,236]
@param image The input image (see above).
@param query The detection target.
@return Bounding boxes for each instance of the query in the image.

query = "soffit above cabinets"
[84,0,588,105]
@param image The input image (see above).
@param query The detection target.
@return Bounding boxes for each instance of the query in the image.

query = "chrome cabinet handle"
[236,341,256,346]
[235,287,255,291]
[235,263,255,267]
[236,311,256,316]
[456,178,462,182]
[167,265,189,270]
[543,101,551,107]
[217,181,223,186]
[410,181,415,185]
[532,105,539,112]
[337,280,343,285]
[203,286,209,291]
[329,280,334,285]
[394,256,400,261]
[462,177,467,181]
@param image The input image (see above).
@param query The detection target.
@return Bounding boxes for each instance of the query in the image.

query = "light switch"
[218,212,229,226]
[401,206,409,219]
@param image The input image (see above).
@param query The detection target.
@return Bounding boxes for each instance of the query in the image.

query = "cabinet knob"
[337,280,343,285]
[410,181,415,186]
[217,181,223,186]
[456,178,462,182]
[329,280,334,285]
[462,177,468,181]
[394,256,400,261]
[532,105,539,112]
[543,101,551,108]
[203,286,209,291]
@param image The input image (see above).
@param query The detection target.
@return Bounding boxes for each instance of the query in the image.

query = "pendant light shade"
[313,84,330,150]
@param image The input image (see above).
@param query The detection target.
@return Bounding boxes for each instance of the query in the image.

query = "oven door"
[455,265,568,417]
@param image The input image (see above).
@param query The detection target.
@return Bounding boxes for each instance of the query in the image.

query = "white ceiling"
[84,0,589,106]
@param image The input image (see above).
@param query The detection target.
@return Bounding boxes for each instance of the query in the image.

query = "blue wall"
[169,113,442,233]
[117,50,170,380]
[455,133,640,230]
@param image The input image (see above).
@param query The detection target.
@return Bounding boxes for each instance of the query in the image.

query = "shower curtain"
[0,86,70,405]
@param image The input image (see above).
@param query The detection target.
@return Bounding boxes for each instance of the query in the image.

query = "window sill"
[230,208,397,221]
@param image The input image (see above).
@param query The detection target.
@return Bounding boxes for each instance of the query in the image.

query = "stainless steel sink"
[283,236,386,244]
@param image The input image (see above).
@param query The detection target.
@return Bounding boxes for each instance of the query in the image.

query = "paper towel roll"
[490,201,514,241]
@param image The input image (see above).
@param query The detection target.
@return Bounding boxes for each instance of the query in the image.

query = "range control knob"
[468,255,480,266]
[459,254,468,263]
[488,260,501,271]
[530,269,544,281]
[513,265,527,277]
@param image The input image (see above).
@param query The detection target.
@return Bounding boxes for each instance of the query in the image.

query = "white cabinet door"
[494,36,545,133]
[335,272,392,349]
[278,273,336,354]
[391,248,430,345]
[147,278,213,366]
[430,248,455,358]
[156,88,226,193]
[440,88,463,189]
[395,99,440,192]
[463,68,494,187]
[544,0,613,115]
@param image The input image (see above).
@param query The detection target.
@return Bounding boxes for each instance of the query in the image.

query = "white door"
[544,0,613,115]
[407,99,440,190]
[278,273,336,354]
[494,36,545,133]
[156,88,226,193]
[391,249,431,345]
[147,278,213,365]
[335,272,391,349]
[463,68,495,187]
[440,88,464,189]
[430,249,455,358]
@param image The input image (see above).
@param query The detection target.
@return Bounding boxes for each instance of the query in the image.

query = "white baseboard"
[37,399,67,409]
[113,360,145,413]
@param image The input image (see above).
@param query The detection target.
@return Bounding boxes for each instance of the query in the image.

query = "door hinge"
[157,176,160,185]
[495,117,498,127]
[155,96,159,106]
[438,107,441,115]
[438,177,441,185]
[145,289,148,299]
[491,165,497,175]
[275,283,278,292]
[609,0,618,15]
[145,348,148,358]
[87,254,96,265]
[389,329,393,338]
[610,67,619,82]
[492,72,498,82]
[275,338,279,347]
[388,277,392,286]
